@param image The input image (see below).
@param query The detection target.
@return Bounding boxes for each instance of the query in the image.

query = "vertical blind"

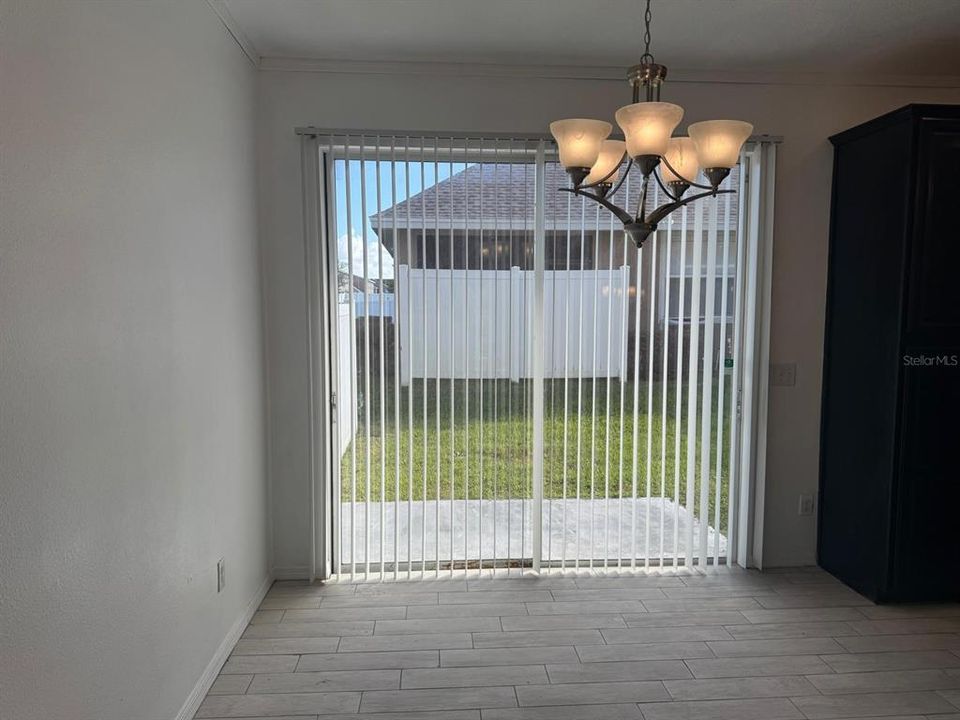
[307,131,770,579]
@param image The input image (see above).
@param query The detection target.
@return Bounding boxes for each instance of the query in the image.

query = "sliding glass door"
[325,136,539,577]
[539,157,741,571]
[312,132,770,579]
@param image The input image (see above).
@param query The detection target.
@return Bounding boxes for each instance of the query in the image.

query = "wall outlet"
[798,493,815,516]
[217,558,225,592]
[770,362,797,387]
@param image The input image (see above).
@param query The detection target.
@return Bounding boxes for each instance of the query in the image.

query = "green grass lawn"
[340,376,733,527]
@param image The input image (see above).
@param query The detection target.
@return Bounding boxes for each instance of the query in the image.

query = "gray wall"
[0,2,268,718]
[257,65,959,573]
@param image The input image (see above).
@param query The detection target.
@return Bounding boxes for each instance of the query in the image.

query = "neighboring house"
[338,272,395,317]
[360,161,743,382]
[369,161,741,326]
[338,271,377,295]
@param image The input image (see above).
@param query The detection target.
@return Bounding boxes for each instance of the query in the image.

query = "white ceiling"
[222,0,960,77]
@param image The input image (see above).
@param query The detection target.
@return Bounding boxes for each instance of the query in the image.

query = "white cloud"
[337,230,394,280]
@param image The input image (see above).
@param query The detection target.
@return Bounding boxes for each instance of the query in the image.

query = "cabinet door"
[893,117,960,601]
[906,118,960,343]
[819,118,913,600]
[892,359,960,601]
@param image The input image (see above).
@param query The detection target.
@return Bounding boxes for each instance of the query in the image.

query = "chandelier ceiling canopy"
[549,0,753,247]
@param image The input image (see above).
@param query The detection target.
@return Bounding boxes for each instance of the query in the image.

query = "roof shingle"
[369,162,740,233]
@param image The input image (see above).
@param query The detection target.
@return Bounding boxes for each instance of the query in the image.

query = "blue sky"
[334,158,467,279]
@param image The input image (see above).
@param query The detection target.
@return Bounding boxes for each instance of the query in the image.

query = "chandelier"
[549,0,753,247]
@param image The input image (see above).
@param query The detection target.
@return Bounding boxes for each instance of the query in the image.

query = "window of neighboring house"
[403,221,604,273]
[415,231,538,270]
[478,232,533,270]
[545,231,597,271]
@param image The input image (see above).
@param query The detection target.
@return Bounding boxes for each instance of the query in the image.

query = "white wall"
[258,65,959,572]
[0,3,267,719]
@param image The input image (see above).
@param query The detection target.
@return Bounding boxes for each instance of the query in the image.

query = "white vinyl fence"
[397,264,630,383]
[348,291,395,318]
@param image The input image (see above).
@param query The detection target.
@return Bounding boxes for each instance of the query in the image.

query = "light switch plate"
[798,493,815,516]
[770,362,797,386]
[217,558,225,592]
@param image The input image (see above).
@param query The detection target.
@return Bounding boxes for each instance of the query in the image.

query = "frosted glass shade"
[615,102,684,158]
[585,140,626,185]
[549,119,612,170]
[688,120,753,168]
[661,137,698,184]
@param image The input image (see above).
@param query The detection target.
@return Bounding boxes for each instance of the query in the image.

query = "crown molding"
[207,0,260,67]
[259,56,960,90]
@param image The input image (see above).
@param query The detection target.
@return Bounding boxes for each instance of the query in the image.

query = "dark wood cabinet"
[819,104,960,603]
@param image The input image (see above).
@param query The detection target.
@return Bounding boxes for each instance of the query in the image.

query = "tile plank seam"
[199,571,960,719]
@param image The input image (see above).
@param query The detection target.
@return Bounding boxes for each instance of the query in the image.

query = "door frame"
[729,141,777,570]
[300,131,778,579]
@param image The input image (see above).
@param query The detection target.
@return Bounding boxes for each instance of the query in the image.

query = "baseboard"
[174,572,273,720]
[272,565,311,580]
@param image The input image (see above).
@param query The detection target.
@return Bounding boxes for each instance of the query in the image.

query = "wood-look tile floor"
[194,567,960,719]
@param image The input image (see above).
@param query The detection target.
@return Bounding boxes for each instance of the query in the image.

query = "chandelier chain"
[640,0,654,64]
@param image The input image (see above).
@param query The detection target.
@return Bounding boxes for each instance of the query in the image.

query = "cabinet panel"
[822,106,960,603]
[890,355,960,601]
[907,119,960,342]
[819,118,912,599]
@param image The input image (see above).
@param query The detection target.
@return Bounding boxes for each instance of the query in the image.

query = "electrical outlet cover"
[771,362,797,387]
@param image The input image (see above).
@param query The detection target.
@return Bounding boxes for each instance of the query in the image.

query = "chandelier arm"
[604,157,634,199]
[558,187,634,226]
[658,154,715,191]
[646,188,735,227]
[592,157,633,197]
[651,168,680,202]
[577,152,630,191]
